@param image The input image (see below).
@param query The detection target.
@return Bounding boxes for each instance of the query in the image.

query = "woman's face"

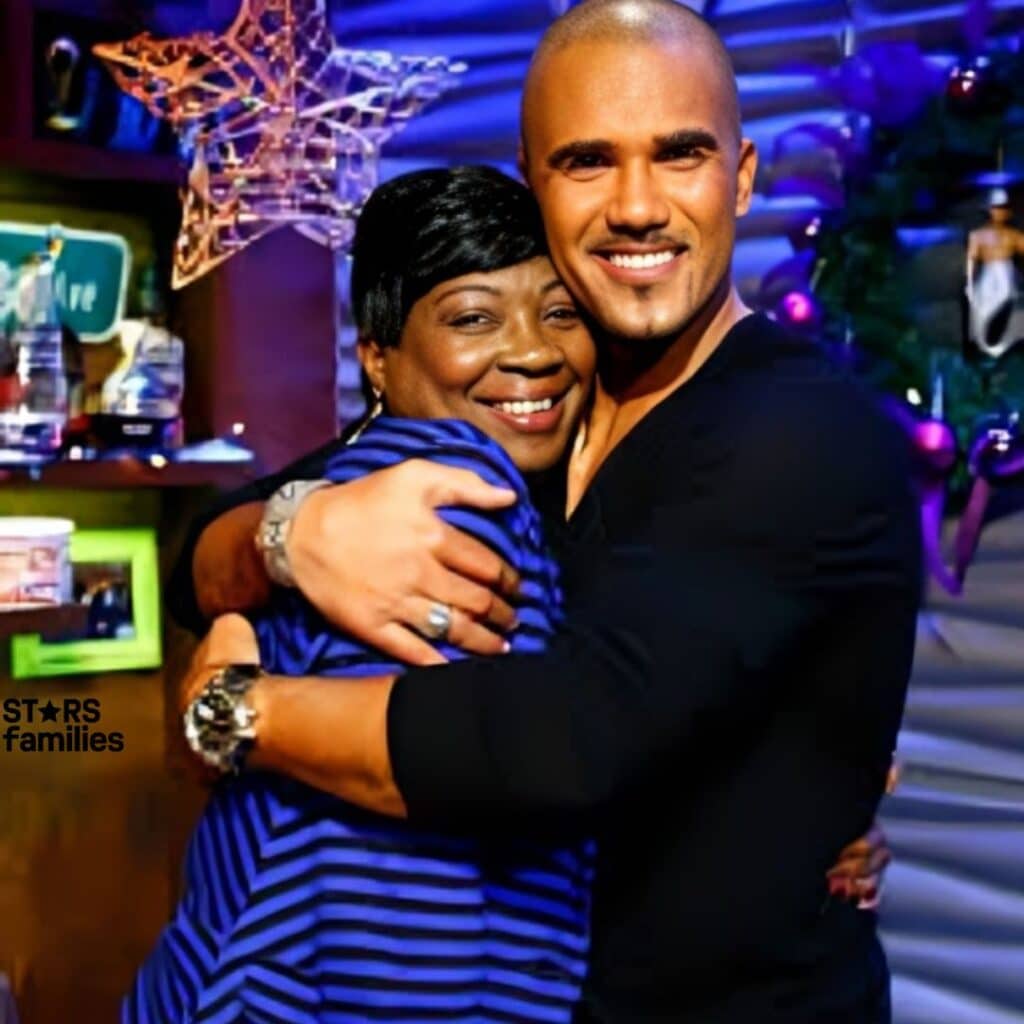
[361,256,596,474]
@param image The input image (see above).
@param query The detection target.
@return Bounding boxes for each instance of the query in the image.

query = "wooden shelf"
[0,136,180,185]
[0,603,88,639]
[0,456,257,489]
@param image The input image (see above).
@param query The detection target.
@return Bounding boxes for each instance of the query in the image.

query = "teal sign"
[0,222,130,342]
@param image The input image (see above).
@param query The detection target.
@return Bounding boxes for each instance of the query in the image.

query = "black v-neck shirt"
[387,314,921,1022]
[168,313,921,1022]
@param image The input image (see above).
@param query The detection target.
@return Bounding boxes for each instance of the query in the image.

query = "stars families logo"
[2,697,125,753]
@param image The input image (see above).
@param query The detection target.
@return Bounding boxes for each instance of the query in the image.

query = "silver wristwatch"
[256,478,333,587]
[183,663,263,774]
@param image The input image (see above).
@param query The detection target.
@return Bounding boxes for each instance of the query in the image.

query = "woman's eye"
[545,305,581,323]
[450,312,493,328]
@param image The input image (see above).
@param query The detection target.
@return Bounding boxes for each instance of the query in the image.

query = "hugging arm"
[166,438,341,634]
[168,446,522,663]
[184,387,919,832]
[385,391,920,832]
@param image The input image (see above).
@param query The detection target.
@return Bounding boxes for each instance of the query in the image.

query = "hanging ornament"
[886,375,961,595]
[830,42,942,128]
[946,57,993,116]
[913,376,961,597]
[94,0,466,288]
[953,412,1024,586]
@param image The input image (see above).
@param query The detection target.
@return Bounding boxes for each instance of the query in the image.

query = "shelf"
[0,456,257,489]
[0,603,88,640]
[0,136,180,185]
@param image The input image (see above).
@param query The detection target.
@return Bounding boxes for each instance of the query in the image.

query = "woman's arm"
[192,501,270,621]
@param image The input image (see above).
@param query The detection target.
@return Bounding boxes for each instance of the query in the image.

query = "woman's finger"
[421,561,518,632]
[373,622,449,667]
[413,461,518,512]
[401,596,508,658]
[436,522,521,598]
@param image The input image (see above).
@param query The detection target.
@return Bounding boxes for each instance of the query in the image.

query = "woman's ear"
[357,338,387,396]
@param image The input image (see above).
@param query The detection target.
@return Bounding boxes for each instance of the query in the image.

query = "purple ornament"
[883,396,961,595]
[912,418,957,475]
[953,415,1024,586]
[777,290,820,330]
[831,43,943,127]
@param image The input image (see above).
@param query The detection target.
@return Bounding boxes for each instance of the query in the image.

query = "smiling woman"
[129,166,599,1024]
[353,168,596,474]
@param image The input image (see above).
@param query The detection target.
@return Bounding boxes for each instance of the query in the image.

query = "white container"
[0,517,74,608]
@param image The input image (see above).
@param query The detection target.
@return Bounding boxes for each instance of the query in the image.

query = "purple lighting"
[912,418,957,472]
[779,290,816,324]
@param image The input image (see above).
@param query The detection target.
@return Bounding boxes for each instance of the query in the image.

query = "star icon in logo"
[94,0,466,287]
[40,700,61,723]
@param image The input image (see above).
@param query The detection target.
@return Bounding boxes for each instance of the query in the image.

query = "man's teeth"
[607,250,675,270]
[495,398,555,416]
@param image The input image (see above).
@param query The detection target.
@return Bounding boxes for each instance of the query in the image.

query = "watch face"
[183,666,260,770]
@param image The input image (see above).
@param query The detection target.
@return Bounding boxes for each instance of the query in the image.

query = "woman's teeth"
[607,250,675,269]
[495,398,555,415]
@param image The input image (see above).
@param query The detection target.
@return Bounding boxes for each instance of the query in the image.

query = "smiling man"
[168,2,921,1021]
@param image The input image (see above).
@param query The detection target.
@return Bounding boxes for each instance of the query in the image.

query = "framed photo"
[10,528,161,678]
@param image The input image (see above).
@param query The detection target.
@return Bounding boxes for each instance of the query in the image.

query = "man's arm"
[189,384,920,829]
[384,389,920,828]
[183,612,894,897]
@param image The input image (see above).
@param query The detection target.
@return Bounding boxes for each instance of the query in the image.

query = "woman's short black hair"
[351,165,548,349]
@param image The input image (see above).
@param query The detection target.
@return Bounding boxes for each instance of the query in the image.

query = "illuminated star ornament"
[94,0,466,288]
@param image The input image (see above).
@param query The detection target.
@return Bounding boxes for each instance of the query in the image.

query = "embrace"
[129,2,921,1022]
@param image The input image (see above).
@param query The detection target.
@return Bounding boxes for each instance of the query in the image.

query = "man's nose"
[606,161,671,235]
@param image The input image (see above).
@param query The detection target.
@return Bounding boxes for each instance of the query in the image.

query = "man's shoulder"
[714,319,892,439]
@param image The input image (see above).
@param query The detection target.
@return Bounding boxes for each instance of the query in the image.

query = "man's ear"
[357,338,387,395]
[735,138,758,218]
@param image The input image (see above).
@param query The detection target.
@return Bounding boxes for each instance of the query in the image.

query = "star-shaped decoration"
[40,700,61,723]
[94,0,466,288]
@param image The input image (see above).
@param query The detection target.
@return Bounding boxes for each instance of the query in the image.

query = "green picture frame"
[10,528,161,678]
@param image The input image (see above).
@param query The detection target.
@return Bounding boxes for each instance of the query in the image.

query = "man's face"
[522,37,756,344]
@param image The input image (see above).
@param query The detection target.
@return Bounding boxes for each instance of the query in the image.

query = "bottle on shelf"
[98,265,185,449]
[0,246,68,462]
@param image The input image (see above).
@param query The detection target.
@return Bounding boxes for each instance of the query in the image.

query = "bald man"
[170,2,920,1020]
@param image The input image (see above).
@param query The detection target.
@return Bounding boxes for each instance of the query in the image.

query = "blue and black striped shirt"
[126,418,593,1024]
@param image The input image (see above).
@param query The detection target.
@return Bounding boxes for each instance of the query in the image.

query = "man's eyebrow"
[654,129,720,153]
[432,283,501,304]
[546,139,613,168]
[546,130,720,169]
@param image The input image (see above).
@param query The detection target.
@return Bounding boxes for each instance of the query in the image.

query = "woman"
[127,166,597,1024]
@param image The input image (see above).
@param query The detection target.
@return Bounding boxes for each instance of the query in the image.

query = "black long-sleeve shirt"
[169,314,922,1023]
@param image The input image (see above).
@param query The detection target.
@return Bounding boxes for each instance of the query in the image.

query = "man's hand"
[177,613,260,782]
[286,460,521,665]
[178,613,261,717]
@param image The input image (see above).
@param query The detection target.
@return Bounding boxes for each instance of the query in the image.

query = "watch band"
[256,478,333,588]
[183,663,263,774]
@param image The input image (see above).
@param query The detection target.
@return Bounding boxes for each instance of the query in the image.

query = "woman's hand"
[825,766,899,910]
[826,821,891,910]
[285,460,522,665]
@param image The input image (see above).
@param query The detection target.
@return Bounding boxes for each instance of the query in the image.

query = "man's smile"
[592,244,689,284]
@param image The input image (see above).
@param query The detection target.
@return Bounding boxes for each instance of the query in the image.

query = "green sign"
[0,222,130,342]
